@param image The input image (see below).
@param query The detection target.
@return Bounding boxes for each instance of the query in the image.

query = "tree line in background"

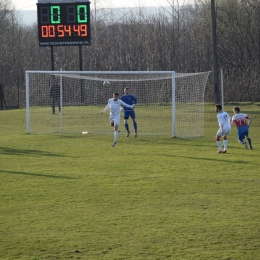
[0,0,259,108]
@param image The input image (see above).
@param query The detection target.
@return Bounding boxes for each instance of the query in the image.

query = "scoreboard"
[37,1,91,46]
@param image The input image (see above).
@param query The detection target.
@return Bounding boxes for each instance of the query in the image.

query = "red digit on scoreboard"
[57,25,64,37]
[64,25,71,36]
[73,25,80,36]
[49,25,55,37]
[81,24,87,36]
[42,25,48,37]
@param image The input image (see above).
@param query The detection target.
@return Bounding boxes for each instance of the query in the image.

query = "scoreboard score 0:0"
[37,2,91,46]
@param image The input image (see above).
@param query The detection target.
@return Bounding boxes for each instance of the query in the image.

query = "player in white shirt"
[215,104,231,153]
[101,92,135,147]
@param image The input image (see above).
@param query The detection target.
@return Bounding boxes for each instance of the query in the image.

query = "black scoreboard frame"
[37,1,91,47]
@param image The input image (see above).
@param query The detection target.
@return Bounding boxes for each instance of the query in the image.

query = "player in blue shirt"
[121,88,138,137]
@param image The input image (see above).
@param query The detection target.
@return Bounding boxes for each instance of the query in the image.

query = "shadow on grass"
[0,147,66,157]
[0,169,75,179]
[172,155,259,165]
[57,135,82,139]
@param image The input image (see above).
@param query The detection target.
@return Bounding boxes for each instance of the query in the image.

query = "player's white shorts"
[216,128,231,137]
[109,113,120,126]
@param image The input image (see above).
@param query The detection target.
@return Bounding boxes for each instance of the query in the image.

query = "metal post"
[51,46,54,71]
[79,46,84,104]
[60,68,63,133]
[79,45,83,71]
[221,68,224,110]
[172,72,176,137]
[17,76,20,108]
[0,83,3,110]
[26,72,30,134]
[211,0,220,104]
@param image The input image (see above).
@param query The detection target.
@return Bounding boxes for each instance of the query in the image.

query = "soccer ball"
[103,81,111,87]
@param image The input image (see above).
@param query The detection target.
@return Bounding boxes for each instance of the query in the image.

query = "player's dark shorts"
[124,110,135,120]
[237,124,249,141]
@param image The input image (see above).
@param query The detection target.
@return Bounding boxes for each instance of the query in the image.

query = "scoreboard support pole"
[51,46,55,71]
[79,45,84,104]
[50,46,55,103]
[79,46,83,71]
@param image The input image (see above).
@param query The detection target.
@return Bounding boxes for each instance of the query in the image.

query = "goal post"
[25,70,210,137]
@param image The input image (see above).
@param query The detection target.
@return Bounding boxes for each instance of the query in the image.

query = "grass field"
[1,103,260,259]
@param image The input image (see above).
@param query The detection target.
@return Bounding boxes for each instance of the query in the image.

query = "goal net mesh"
[26,71,210,137]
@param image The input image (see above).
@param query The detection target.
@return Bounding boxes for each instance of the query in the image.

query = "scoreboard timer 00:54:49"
[37,2,91,46]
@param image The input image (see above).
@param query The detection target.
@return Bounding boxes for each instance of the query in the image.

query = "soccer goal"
[25,71,210,137]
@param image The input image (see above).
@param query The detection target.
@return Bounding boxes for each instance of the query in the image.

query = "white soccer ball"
[103,81,111,87]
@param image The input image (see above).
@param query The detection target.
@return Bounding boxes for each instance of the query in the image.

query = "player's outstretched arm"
[101,103,110,114]
[119,100,134,109]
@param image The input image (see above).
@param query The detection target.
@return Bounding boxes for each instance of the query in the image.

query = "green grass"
[1,103,260,259]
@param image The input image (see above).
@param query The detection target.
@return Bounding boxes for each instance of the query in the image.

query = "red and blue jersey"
[232,113,248,128]
[232,113,249,140]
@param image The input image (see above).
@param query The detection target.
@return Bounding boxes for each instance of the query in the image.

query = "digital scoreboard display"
[37,2,91,46]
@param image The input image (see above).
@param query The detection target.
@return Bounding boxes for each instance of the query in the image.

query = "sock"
[217,141,222,150]
[114,131,118,142]
[125,123,129,132]
[134,121,137,132]
[247,138,252,147]
[223,138,228,150]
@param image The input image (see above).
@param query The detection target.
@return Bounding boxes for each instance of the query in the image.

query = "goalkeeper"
[120,88,138,137]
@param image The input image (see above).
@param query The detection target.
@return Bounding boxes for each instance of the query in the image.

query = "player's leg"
[245,131,252,150]
[133,119,137,137]
[124,119,130,136]
[244,126,252,150]
[109,114,115,127]
[124,112,130,137]
[222,130,230,153]
[247,136,252,150]
[216,129,224,153]
[112,115,120,147]
[216,137,223,153]
[109,115,116,146]
[130,111,137,137]
[238,128,248,149]
[223,136,228,153]
[57,97,61,113]
[51,97,55,114]
[112,125,119,146]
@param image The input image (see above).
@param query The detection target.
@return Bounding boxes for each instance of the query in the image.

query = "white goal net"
[26,71,210,137]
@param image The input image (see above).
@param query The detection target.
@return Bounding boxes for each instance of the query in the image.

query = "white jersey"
[217,111,231,132]
[102,98,133,115]
[102,98,134,126]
